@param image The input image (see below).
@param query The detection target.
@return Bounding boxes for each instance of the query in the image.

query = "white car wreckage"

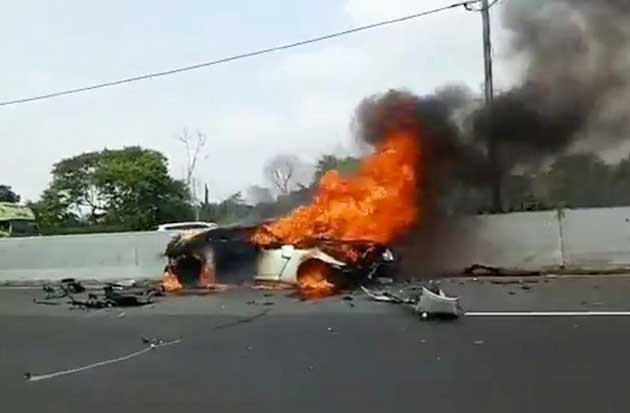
[163,224,395,290]
[162,224,461,317]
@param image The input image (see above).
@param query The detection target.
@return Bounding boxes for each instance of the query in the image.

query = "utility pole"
[481,0,502,212]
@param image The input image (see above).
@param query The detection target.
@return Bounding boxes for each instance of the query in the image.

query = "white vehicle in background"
[157,221,218,235]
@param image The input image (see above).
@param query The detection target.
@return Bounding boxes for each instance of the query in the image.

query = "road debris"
[361,283,462,319]
[464,264,541,277]
[41,278,86,299]
[473,340,485,345]
[34,280,161,310]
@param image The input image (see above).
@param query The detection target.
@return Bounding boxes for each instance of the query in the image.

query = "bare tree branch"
[264,154,305,195]
[176,128,207,197]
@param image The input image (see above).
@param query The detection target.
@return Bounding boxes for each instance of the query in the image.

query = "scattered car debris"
[464,264,541,277]
[360,286,410,304]
[34,280,161,310]
[361,283,462,319]
[41,278,86,299]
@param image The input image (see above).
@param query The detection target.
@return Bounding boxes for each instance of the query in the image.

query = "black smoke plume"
[478,0,630,164]
[350,0,630,276]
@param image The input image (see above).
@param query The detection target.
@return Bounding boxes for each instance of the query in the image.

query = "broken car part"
[361,284,462,318]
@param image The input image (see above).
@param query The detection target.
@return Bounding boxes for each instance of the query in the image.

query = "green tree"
[35,147,193,231]
[0,185,21,203]
[538,153,612,208]
[313,155,360,181]
[610,155,630,206]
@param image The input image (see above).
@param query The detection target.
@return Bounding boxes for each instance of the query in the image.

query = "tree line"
[4,147,630,234]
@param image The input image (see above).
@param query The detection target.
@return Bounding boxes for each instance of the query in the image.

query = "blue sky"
[1,0,514,202]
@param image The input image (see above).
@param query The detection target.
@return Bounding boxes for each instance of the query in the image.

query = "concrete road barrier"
[462,211,563,271]
[3,207,630,282]
[0,231,171,282]
[560,207,630,270]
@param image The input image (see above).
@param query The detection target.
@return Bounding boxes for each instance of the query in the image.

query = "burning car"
[161,224,396,296]
[162,131,417,295]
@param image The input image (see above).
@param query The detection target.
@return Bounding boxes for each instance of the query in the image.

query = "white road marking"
[26,338,182,382]
[465,311,630,317]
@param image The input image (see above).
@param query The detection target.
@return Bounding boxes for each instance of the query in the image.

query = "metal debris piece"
[42,278,86,299]
[360,286,409,303]
[361,284,461,318]
[36,279,160,310]
[32,299,61,306]
[464,264,541,277]
[376,277,394,285]
[413,286,461,317]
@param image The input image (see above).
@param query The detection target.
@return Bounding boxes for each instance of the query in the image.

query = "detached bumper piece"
[361,283,462,319]
[413,287,461,319]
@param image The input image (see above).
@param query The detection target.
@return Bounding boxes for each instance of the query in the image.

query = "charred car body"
[163,223,396,290]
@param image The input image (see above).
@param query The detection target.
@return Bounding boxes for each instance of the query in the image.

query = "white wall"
[561,207,630,270]
[0,231,171,282]
[461,211,563,270]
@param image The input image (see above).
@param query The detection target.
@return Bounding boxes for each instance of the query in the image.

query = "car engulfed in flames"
[161,224,396,297]
[163,114,420,296]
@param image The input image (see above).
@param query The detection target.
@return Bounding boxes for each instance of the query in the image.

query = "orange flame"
[297,260,336,299]
[252,132,419,295]
[197,262,216,288]
[252,132,419,246]
[161,268,183,292]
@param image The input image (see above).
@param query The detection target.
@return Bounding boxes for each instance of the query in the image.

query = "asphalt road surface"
[2,276,630,412]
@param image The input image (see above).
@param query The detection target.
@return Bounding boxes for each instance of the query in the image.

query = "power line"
[0,0,481,107]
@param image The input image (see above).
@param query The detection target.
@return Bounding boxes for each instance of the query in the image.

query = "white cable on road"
[26,338,182,382]
[465,311,630,317]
